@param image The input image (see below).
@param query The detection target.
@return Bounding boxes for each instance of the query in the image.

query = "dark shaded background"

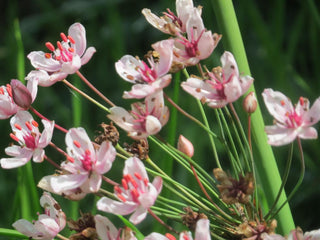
[0,0,320,235]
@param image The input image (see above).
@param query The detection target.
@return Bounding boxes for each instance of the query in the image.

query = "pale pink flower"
[0,79,38,119]
[1,111,54,169]
[172,8,221,67]
[97,157,163,225]
[262,88,320,146]
[27,23,96,86]
[181,51,253,108]
[177,135,194,157]
[262,228,320,240]
[115,39,174,99]
[38,127,116,199]
[142,0,201,35]
[108,91,169,140]
[12,192,66,240]
[95,214,137,240]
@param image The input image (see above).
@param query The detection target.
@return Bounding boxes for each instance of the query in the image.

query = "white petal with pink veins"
[97,197,137,215]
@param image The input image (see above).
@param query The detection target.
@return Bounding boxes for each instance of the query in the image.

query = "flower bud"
[242,91,257,114]
[10,79,32,109]
[177,135,194,157]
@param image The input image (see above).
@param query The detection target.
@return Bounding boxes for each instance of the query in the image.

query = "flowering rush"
[27,22,96,86]
[12,192,66,240]
[262,88,320,146]
[0,111,54,169]
[115,39,174,99]
[97,157,163,225]
[108,90,169,140]
[38,127,116,200]
[181,51,253,108]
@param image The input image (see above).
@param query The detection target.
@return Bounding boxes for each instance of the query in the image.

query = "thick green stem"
[210,0,295,234]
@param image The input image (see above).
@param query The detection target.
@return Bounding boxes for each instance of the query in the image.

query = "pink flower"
[0,111,54,169]
[262,228,320,240]
[27,23,96,86]
[95,214,137,240]
[177,135,194,157]
[181,51,253,108]
[262,88,320,146]
[142,0,201,35]
[115,39,174,99]
[12,192,66,240]
[38,127,116,199]
[96,157,163,225]
[108,91,169,140]
[0,80,38,119]
[172,8,221,67]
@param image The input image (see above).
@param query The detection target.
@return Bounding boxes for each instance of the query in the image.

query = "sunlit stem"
[62,79,110,113]
[269,138,305,220]
[164,93,219,139]
[56,234,69,240]
[147,208,178,234]
[29,106,68,133]
[76,70,116,107]
[44,155,61,170]
[265,142,293,220]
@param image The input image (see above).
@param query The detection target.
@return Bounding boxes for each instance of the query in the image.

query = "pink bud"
[177,135,194,157]
[242,91,257,114]
[10,79,32,109]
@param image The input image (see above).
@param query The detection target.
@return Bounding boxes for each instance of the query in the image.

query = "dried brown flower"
[94,122,119,146]
[236,219,277,240]
[68,212,98,240]
[124,139,149,160]
[180,206,207,231]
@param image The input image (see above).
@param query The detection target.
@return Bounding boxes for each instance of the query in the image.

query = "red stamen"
[183,234,190,240]
[280,100,285,106]
[57,41,63,51]
[85,149,91,155]
[73,140,81,148]
[131,189,139,202]
[55,55,61,61]
[122,178,128,190]
[31,120,39,128]
[299,97,304,106]
[45,42,55,51]
[6,84,12,97]
[60,32,68,42]
[0,87,4,95]
[134,172,142,180]
[14,123,22,130]
[143,178,149,187]
[68,35,75,44]
[10,133,20,142]
[68,47,75,53]
[25,121,33,131]
[114,186,122,194]
[45,53,52,59]
[127,174,138,188]
[117,193,127,202]
[165,233,177,240]
[67,156,75,163]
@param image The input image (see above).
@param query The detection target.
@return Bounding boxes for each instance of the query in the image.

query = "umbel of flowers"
[1,0,320,240]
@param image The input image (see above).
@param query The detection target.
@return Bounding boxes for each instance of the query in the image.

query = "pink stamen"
[68,47,75,53]
[32,120,39,128]
[25,121,33,131]
[73,140,81,148]
[114,186,122,194]
[57,41,63,51]
[117,193,127,202]
[6,84,12,97]
[143,178,149,187]
[131,189,139,202]
[67,156,75,163]
[60,32,68,42]
[45,42,55,52]
[280,100,285,106]
[0,87,4,95]
[68,35,75,44]
[10,133,20,142]
[45,53,52,59]
[14,123,22,130]
[165,233,177,240]
[299,97,304,106]
[134,172,142,180]
[127,174,138,189]
[122,178,128,190]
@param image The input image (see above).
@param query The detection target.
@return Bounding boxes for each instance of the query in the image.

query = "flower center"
[163,8,183,29]
[81,149,93,171]
[44,32,76,63]
[114,172,149,203]
[138,60,158,83]
[130,102,155,131]
[10,121,39,150]
[177,27,205,58]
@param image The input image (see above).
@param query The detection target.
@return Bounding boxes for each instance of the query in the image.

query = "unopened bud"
[10,79,32,109]
[177,135,194,157]
[243,91,257,114]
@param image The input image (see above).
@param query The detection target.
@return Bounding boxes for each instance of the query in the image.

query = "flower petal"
[97,197,137,215]
[265,125,297,146]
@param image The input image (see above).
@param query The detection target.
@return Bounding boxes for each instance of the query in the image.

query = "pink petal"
[88,171,102,192]
[265,125,297,146]
[68,23,87,57]
[28,51,61,72]
[115,55,143,83]
[94,215,119,240]
[50,174,88,193]
[221,51,239,79]
[123,157,148,181]
[26,75,38,102]
[152,176,163,194]
[129,205,147,225]
[1,146,32,169]
[81,46,96,65]
[152,39,174,76]
[0,95,19,119]
[32,148,45,163]
[108,107,136,132]
[303,97,320,126]
[197,31,216,60]
[97,197,137,215]
[38,119,54,148]
[298,127,318,140]
[145,233,170,240]
[12,219,42,239]
[145,115,162,135]
[185,7,204,38]
[141,8,173,34]
[195,219,210,240]
[60,55,81,74]
[95,141,116,174]
[176,0,196,32]
[35,216,60,238]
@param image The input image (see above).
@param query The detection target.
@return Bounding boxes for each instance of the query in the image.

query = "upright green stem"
[210,0,294,234]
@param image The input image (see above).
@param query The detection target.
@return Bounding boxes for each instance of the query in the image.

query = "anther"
[25,121,33,131]
[114,186,122,194]
[299,97,304,106]
[10,133,20,143]
[32,120,39,128]
[68,47,75,53]
[45,42,55,52]
[280,100,285,106]
[6,84,12,97]
[117,193,127,202]
[122,178,128,190]
[45,53,52,59]
[134,172,142,180]
[60,33,68,42]
[0,87,4,95]
[57,41,63,51]
[85,149,91,155]
[68,35,75,44]
[143,178,149,186]
[73,140,81,148]
[131,189,139,202]
[165,233,177,240]
[67,156,75,163]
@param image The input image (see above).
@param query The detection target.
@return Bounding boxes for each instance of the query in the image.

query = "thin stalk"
[76,71,116,107]
[148,208,178,233]
[44,155,61,170]
[62,79,110,113]
[210,0,295,233]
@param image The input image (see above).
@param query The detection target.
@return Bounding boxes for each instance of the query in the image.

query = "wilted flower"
[262,88,320,146]
[181,51,253,108]
[108,91,169,140]
[12,192,66,240]
[38,127,116,200]
[115,39,174,99]
[0,111,54,169]
[0,80,37,119]
[27,23,96,86]
[95,214,137,240]
[243,91,257,114]
[142,0,202,35]
[97,157,163,225]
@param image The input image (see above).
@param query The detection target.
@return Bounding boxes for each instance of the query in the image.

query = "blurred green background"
[0,0,320,236]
